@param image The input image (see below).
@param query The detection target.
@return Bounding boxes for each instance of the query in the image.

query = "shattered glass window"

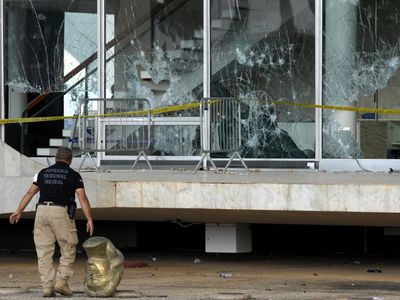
[210,0,316,159]
[323,0,400,159]
[105,0,203,156]
[4,0,97,155]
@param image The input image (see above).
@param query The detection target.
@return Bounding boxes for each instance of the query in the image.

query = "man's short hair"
[55,147,73,162]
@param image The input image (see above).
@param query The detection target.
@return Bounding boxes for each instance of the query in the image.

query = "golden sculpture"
[83,236,124,297]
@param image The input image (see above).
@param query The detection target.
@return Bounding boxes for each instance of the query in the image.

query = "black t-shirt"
[33,161,84,206]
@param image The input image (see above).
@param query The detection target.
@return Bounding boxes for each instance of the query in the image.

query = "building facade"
[1,0,400,170]
[2,0,400,253]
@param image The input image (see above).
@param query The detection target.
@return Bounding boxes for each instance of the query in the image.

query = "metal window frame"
[0,0,4,141]
[0,0,322,164]
[97,0,106,165]
[94,0,320,165]
[315,0,323,162]
[203,0,211,165]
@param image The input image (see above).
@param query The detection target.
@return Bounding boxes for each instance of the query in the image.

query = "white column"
[202,0,211,164]
[315,0,323,161]
[202,0,211,152]
[324,1,357,135]
[97,0,105,164]
[203,0,210,99]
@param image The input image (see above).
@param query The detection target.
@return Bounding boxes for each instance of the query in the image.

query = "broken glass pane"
[4,0,98,155]
[323,0,400,159]
[105,0,203,156]
[211,0,316,159]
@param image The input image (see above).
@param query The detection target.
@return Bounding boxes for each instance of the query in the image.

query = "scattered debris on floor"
[218,271,233,278]
[123,262,148,268]
[367,269,382,273]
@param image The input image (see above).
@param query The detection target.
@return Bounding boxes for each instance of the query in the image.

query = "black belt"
[38,201,66,207]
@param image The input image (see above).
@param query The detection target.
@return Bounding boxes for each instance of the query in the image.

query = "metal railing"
[77,98,152,171]
[194,97,248,173]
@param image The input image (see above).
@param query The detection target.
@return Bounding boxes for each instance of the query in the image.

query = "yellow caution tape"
[273,101,400,114]
[0,99,398,125]
[0,115,78,125]
[148,101,201,115]
[0,101,202,124]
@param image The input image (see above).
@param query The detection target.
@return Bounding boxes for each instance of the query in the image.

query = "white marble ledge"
[114,181,400,214]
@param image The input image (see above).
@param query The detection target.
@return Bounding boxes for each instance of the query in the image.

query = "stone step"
[50,137,80,147]
[62,129,73,137]
[141,80,170,92]
[193,29,203,39]
[37,147,81,157]
[49,138,69,147]
[180,39,195,49]
[167,49,182,59]
[211,19,232,29]
[36,148,58,156]
[221,9,238,19]
[140,70,152,80]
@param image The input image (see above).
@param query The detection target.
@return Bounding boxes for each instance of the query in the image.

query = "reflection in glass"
[210,0,316,159]
[4,0,98,155]
[104,0,203,156]
[5,1,98,104]
[105,125,150,154]
[323,0,400,159]
[105,124,199,156]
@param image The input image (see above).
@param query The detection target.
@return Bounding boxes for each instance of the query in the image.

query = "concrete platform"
[75,167,400,226]
[2,140,400,226]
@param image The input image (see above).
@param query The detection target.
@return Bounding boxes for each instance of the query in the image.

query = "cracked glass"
[4,0,98,155]
[211,0,316,159]
[323,0,400,159]
[105,0,203,156]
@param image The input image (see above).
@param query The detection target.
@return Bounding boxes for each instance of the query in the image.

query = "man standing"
[9,147,94,297]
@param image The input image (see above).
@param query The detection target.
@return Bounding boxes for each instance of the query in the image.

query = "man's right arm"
[9,184,40,224]
[76,188,94,236]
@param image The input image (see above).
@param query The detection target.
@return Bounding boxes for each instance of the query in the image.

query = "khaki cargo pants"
[33,203,78,289]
